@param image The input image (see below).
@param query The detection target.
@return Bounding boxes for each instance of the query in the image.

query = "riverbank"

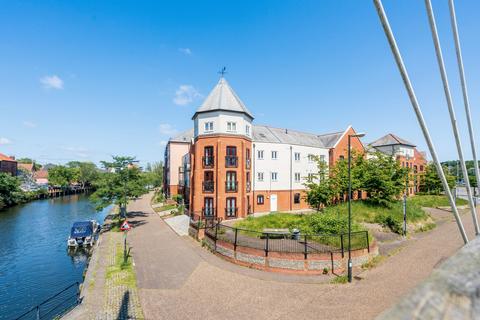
[64,210,143,319]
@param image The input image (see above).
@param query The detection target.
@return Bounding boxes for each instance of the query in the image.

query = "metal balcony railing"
[202,181,214,193]
[225,207,238,217]
[246,181,251,192]
[202,156,214,168]
[225,181,238,192]
[225,156,238,168]
[246,158,251,169]
[202,207,215,217]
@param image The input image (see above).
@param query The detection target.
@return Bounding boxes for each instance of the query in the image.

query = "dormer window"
[204,122,213,132]
[227,122,237,132]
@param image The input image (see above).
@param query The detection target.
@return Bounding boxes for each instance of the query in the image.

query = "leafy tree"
[143,161,164,188]
[361,151,406,206]
[48,165,79,188]
[304,157,334,211]
[420,163,455,194]
[0,173,25,210]
[67,161,98,188]
[89,156,148,216]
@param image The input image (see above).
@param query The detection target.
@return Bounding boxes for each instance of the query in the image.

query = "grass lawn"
[153,204,176,213]
[235,195,463,235]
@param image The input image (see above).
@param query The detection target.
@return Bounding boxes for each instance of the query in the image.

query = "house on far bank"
[0,153,17,176]
[35,169,49,186]
[368,133,427,196]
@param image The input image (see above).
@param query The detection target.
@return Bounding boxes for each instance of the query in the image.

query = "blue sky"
[1,0,480,167]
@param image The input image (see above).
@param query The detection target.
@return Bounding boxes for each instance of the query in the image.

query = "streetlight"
[348,132,365,283]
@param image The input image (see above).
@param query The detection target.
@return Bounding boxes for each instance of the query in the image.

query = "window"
[257,195,264,205]
[294,193,300,204]
[203,146,214,167]
[271,151,278,160]
[226,197,237,217]
[204,197,214,216]
[257,172,264,182]
[226,146,237,167]
[319,155,326,163]
[258,150,264,160]
[339,155,345,160]
[420,165,424,172]
[294,152,300,161]
[295,172,301,182]
[204,122,213,132]
[271,172,278,182]
[308,154,315,163]
[246,125,250,136]
[226,171,237,192]
[246,148,251,168]
[308,173,314,181]
[227,122,237,132]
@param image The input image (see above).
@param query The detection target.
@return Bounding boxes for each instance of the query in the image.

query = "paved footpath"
[128,193,478,320]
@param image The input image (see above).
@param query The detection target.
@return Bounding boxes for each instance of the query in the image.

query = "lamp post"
[348,132,365,283]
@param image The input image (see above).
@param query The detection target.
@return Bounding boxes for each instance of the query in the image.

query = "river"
[0,194,110,319]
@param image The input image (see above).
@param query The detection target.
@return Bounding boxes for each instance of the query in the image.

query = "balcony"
[225,181,238,192]
[202,207,215,217]
[202,181,214,193]
[225,207,238,217]
[246,158,251,169]
[225,156,238,168]
[202,156,214,168]
[246,181,251,192]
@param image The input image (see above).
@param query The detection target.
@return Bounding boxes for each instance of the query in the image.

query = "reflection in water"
[0,194,110,320]
[67,247,90,266]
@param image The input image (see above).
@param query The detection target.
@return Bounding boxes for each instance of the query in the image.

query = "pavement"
[163,214,190,236]
[127,192,479,320]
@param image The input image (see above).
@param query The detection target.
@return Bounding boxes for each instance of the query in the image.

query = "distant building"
[0,153,18,176]
[34,169,49,186]
[163,77,365,219]
[369,133,427,195]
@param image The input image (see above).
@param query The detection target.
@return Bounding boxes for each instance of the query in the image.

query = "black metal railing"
[225,207,238,217]
[202,181,214,193]
[225,181,238,192]
[225,156,238,168]
[246,158,251,169]
[205,224,370,258]
[246,181,251,192]
[202,207,215,217]
[14,282,81,320]
[202,156,214,168]
[189,212,222,229]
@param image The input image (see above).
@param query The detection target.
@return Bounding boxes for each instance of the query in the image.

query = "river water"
[0,194,110,319]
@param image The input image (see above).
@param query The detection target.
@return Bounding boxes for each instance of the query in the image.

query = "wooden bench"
[262,228,290,239]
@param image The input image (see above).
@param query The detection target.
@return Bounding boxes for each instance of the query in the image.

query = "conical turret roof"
[193,78,254,119]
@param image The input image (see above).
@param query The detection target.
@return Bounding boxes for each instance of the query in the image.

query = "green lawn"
[235,195,462,235]
[153,204,176,213]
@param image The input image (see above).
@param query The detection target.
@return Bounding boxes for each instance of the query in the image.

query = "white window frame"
[258,150,264,160]
[271,151,278,160]
[308,154,314,163]
[319,155,326,163]
[246,125,250,136]
[294,152,300,161]
[227,122,237,132]
[257,172,264,182]
[204,122,213,132]
[271,172,278,182]
[294,172,301,183]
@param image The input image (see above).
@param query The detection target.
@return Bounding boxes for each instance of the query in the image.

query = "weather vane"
[218,66,227,77]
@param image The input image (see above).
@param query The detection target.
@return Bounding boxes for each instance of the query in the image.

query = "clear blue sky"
[1,0,480,167]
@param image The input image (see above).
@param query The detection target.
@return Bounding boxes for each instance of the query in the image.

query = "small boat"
[67,220,100,248]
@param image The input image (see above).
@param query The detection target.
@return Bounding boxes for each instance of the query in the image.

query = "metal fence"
[206,224,369,258]
[13,282,80,320]
[189,212,222,230]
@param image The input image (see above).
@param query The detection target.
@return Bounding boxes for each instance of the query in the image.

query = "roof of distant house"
[169,125,356,149]
[18,163,34,172]
[0,152,16,162]
[369,133,416,148]
[193,77,254,119]
[35,169,48,179]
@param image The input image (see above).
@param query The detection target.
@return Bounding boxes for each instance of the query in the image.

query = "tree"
[304,156,334,211]
[89,156,148,216]
[143,161,164,189]
[420,163,455,194]
[67,161,98,189]
[361,151,406,206]
[48,165,78,189]
[0,173,26,210]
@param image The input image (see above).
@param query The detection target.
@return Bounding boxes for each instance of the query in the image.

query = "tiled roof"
[369,133,416,148]
[35,169,48,179]
[0,152,15,162]
[169,128,194,143]
[193,78,254,119]
[169,126,348,149]
[18,163,34,172]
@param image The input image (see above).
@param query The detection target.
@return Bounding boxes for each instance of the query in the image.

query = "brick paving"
[128,193,478,320]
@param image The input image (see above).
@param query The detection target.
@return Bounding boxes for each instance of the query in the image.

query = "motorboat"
[67,220,100,248]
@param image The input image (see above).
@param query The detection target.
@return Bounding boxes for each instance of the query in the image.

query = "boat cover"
[70,221,93,238]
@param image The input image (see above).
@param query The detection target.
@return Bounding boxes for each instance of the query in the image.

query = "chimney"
[285,129,288,134]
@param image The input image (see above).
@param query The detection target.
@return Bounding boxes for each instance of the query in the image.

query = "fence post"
[234,228,238,252]
[304,235,308,260]
[36,306,40,320]
[76,282,80,305]
[340,234,344,258]
[265,233,269,257]
[214,223,218,252]
[366,231,370,253]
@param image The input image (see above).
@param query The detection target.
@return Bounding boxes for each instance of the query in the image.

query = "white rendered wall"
[252,142,329,191]
[167,142,190,186]
[194,110,252,138]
